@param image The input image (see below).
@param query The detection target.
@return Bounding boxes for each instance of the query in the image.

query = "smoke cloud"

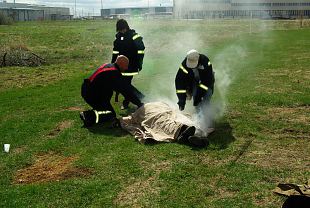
[127,20,241,132]
[126,2,275,134]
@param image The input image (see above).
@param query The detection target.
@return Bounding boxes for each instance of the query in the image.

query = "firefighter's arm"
[204,59,215,91]
[111,40,119,63]
[200,56,215,91]
[132,33,145,71]
[175,64,188,111]
[115,79,143,107]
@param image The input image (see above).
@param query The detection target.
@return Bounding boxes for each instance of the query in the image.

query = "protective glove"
[110,118,121,128]
[179,104,185,111]
[138,102,144,108]
[194,97,202,106]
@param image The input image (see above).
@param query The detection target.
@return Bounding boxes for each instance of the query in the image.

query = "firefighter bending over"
[175,49,215,111]
[80,55,143,127]
[112,19,145,110]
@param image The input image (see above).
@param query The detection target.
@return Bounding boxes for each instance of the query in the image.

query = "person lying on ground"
[119,101,211,148]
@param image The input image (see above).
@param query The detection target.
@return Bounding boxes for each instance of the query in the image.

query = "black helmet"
[116,19,130,32]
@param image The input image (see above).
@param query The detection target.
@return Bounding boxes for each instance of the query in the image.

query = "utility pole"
[74,0,77,18]
[148,0,150,15]
[101,0,103,17]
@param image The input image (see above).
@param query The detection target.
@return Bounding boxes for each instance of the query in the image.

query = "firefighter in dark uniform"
[112,19,145,110]
[80,55,143,127]
[175,49,215,111]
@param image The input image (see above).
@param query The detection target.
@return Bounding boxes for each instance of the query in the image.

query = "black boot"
[80,110,96,127]
[177,125,196,144]
[79,109,115,127]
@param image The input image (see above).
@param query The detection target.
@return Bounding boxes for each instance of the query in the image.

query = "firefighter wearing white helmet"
[80,55,143,127]
[175,49,215,111]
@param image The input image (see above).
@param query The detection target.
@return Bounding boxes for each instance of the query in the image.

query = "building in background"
[0,1,72,21]
[173,0,310,19]
[101,6,173,19]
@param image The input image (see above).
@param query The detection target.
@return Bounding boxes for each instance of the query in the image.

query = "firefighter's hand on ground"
[138,102,144,108]
[110,118,121,128]
[194,98,202,106]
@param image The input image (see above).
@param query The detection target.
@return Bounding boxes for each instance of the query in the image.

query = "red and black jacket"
[82,63,142,107]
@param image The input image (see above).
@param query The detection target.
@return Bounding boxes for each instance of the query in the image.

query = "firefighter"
[112,19,145,110]
[80,55,143,127]
[175,49,215,111]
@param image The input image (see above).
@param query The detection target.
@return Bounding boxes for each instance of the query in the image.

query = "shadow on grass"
[207,122,235,150]
[84,122,128,137]
[141,138,209,150]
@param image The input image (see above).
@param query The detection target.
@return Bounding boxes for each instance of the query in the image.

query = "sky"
[8,0,173,16]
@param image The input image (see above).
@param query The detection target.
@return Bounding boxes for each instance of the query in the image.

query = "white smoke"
[192,43,248,132]
[129,19,203,105]
[126,3,274,134]
[128,19,245,133]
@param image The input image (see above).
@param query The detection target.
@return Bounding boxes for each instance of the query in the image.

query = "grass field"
[0,19,309,207]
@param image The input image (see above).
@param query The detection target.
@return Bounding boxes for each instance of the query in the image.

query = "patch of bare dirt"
[14,153,92,184]
[12,146,26,155]
[47,120,73,138]
[114,161,171,207]
[64,106,84,112]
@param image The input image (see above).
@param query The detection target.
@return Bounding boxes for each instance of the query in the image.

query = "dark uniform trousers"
[81,79,116,126]
[121,76,144,107]
[80,63,143,127]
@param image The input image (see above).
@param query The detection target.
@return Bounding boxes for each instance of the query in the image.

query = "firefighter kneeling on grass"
[80,55,143,127]
[175,49,215,111]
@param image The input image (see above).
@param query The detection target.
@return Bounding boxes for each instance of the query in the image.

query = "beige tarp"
[120,102,207,143]
[273,180,310,197]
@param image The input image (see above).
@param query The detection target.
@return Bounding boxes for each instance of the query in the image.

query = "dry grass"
[47,120,74,138]
[266,106,310,125]
[63,106,85,112]
[0,65,76,91]
[114,161,171,207]
[239,139,310,171]
[14,153,92,184]
[255,68,310,94]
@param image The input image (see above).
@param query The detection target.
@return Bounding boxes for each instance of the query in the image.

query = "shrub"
[0,12,13,25]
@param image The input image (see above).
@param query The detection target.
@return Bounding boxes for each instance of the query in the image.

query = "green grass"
[0,19,309,207]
